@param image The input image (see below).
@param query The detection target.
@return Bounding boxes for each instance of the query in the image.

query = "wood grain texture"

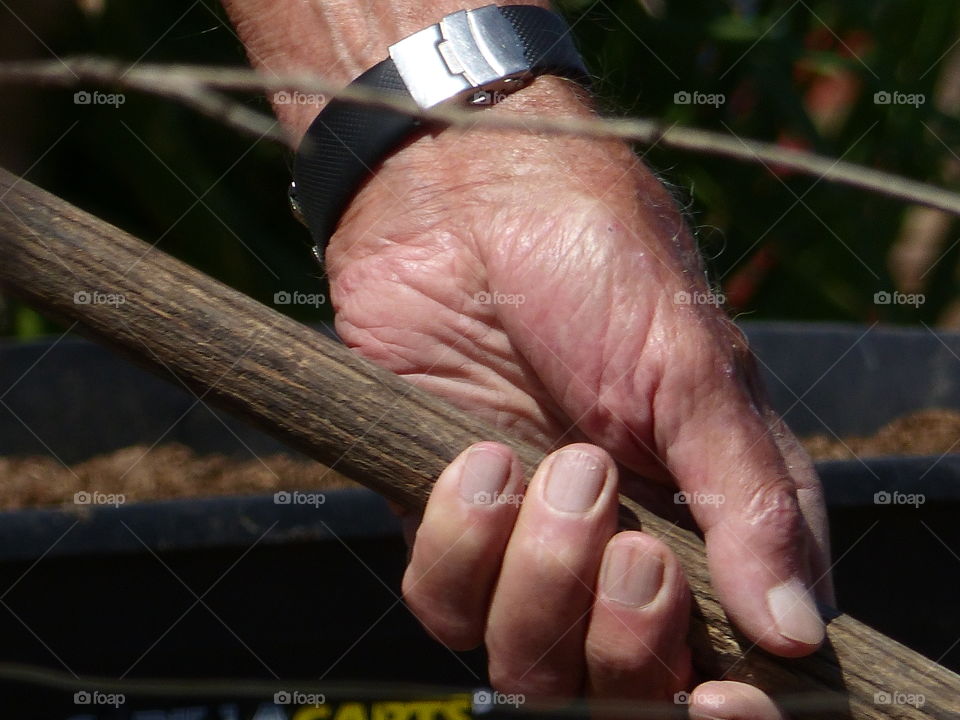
[0,168,957,719]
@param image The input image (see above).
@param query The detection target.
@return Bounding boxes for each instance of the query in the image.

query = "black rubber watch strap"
[293,60,417,247]
[292,5,589,255]
[498,5,589,80]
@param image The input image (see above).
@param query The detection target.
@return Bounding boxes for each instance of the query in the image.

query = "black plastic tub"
[0,322,958,718]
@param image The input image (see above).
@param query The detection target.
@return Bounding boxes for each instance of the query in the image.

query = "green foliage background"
[0,0,957,338]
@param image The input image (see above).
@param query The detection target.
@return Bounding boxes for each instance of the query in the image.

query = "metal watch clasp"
[388,5,532,109]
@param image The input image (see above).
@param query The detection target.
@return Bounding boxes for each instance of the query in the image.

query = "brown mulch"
[801,409,960,460]
[0,443,357,510]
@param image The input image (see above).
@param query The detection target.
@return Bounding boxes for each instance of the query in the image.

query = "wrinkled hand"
[323,78,833,707]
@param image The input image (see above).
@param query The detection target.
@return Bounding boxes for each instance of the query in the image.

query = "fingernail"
[543,449,606,513]
[600,543,664,607]
[767,578,825,645]
[459,446,511,504]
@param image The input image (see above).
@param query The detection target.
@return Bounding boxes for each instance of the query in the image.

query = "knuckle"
[403,582,482,651]
[742,478,806,555]
[584,634,645,675]
[486,665,521,695]
[518,535,591,582]
[432,620,484,652]
[488,664,574,699]
[400,570,432,621]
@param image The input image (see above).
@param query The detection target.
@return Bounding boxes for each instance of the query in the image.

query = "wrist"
[223,0,554,138]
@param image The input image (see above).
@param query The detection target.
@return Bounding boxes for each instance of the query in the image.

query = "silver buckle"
[389,5,532,109]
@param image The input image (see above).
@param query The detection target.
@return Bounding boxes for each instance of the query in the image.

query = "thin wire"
[0,57,959,217]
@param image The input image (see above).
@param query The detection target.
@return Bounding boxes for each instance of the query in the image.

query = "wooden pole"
[0,167,957,719]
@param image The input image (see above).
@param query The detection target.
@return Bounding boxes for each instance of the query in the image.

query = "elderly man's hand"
[323,75,833,703]
[221,0,833,708]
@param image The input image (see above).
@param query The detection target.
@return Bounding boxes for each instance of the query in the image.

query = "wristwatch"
[290,4,590,261]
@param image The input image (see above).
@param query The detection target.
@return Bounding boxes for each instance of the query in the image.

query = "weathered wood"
[0,167,956,719]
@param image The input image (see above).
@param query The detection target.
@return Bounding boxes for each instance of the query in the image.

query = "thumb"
[658,333,827,657]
